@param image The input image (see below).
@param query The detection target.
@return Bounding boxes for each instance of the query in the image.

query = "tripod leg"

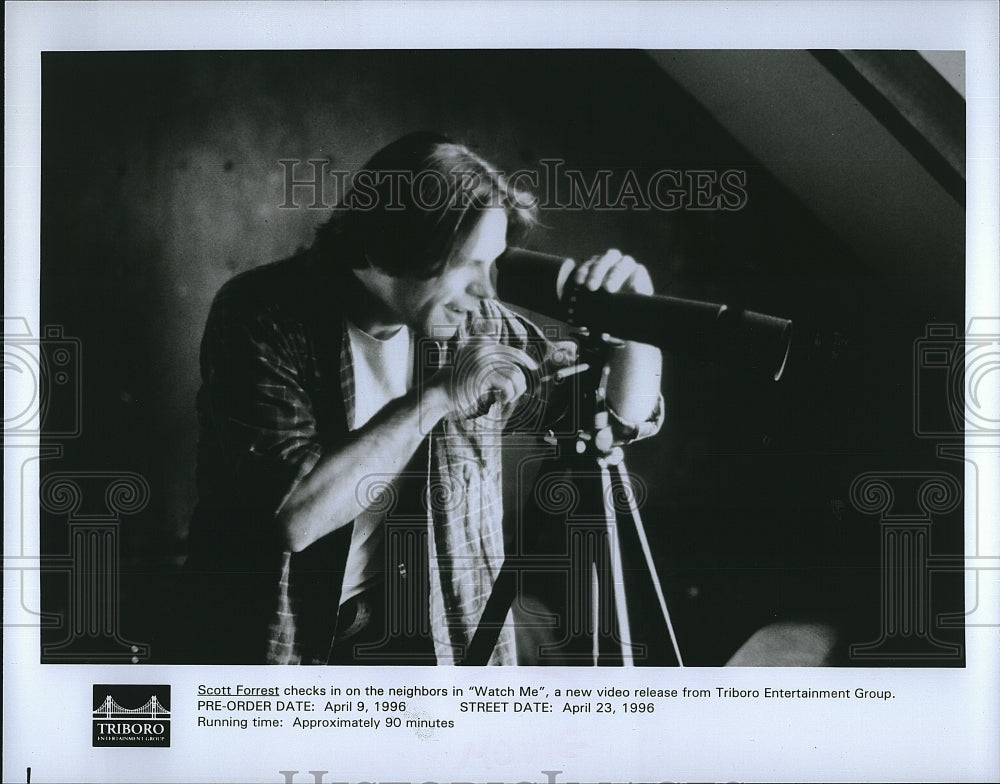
[601,465,635,667]
[612,460,685,667]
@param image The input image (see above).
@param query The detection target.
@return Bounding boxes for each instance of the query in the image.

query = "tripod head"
[541,328,634,463]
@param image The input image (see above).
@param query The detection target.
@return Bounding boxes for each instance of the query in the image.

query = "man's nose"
[468,265,497,300]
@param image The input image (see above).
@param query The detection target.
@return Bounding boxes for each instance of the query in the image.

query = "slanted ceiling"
[648,50,965,293]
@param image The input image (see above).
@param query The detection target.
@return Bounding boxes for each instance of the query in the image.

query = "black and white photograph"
[5,2,999,782]
[32,46,972,670]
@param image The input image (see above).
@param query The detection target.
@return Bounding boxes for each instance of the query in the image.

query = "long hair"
[314,132,536,279]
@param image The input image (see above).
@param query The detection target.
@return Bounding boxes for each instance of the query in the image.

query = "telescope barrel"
[496,248,792,381]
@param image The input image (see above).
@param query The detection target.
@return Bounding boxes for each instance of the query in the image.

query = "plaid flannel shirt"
[185,250,661,665]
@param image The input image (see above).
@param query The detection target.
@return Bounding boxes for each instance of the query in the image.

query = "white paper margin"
[4,2,999,783]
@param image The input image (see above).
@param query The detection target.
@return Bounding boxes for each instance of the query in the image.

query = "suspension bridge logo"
[92,684,171,747]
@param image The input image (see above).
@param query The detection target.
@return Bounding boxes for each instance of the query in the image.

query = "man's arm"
[276,383,448,551]
[277,340,537,552]
[200,292,537,554]
[570,250,664,428]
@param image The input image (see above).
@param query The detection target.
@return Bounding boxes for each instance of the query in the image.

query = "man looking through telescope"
[182,132,663,665]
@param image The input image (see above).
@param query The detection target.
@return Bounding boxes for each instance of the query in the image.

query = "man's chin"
[424,321,462,342]
[422,308,469,341]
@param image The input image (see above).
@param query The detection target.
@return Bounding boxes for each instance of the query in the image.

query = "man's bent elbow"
[276,506,315,553]
[277,504,353,553]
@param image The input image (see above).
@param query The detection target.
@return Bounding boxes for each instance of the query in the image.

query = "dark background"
[39,50,965,665]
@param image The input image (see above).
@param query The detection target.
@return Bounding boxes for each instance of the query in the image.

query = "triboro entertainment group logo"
[92,684,171,747]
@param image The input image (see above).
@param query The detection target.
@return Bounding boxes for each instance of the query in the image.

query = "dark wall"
[40,50,964,664]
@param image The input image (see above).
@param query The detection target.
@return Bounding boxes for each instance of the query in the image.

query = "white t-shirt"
[340,320,414,604]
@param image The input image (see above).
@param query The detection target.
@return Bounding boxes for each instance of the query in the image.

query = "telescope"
[495,248,793,381]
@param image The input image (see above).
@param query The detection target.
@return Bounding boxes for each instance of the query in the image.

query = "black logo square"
[92,684,171,747]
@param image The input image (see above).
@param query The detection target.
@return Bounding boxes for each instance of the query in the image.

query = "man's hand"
[570,249,654,297]
[571,249,663,431]
[434,324,540,420]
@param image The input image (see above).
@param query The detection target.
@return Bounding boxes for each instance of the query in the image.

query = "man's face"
[387,206,508,339]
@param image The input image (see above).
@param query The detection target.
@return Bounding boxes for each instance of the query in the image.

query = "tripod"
[462,331,684,666]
